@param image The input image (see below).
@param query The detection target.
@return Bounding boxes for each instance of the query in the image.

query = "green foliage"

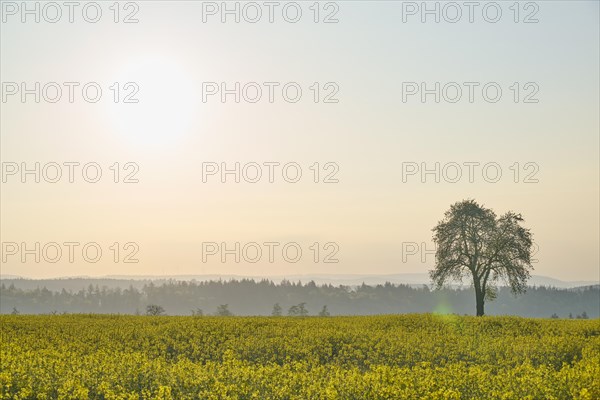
[271,303,282,316]
[215,304,233,316]
[146,304,165,316]
[431,200,534,316]
[2,280,598,318]
[191,308,203,317]
[318,305,331,317]
[1,314,598,399]
[288,302,308,316]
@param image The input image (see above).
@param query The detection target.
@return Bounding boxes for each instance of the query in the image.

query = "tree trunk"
[476,293,485,316]
[474,280,485,316]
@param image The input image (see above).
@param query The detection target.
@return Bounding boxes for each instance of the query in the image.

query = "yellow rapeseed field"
[1,314,598,399]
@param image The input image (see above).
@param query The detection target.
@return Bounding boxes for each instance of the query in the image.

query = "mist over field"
[2,277,598,318]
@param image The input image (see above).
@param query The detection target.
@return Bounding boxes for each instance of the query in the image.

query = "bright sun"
[107,57,198,148]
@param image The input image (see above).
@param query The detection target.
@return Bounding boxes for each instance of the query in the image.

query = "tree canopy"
[430,199,534,316]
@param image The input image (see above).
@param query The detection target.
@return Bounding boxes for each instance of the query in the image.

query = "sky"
[1,1,599,282]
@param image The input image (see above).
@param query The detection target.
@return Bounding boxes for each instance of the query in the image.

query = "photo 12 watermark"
[200,1,340,24]
[401,162,540,184]
[1,1,140,24]
[401,241,539,263]
[1,242,140,264]
[401,82,539,104]
[201,241,340,263]
[1,82,139,104]
[1,162,140,183]
[400,1,539,24]
[201,82,339,104]
[201,162,339,183]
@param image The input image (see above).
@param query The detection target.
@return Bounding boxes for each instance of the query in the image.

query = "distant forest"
[1,279,598,318]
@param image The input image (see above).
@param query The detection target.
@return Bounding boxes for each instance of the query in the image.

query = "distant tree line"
[1,279,598,318]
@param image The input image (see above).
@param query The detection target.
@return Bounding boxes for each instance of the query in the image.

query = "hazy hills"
[1,273,596,292]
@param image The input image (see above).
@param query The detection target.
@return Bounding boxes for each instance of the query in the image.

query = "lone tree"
[215,304,233,316]
[318,305,330,317]
[430,200,534,316]
[146,304,165,316]
[271,303,282,316]
[288,303,308,316]
[191,308,204,316]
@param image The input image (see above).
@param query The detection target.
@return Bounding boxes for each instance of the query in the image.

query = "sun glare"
[107,57,198,148]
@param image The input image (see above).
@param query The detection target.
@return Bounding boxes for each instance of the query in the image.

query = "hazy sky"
[1,1,598,281]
